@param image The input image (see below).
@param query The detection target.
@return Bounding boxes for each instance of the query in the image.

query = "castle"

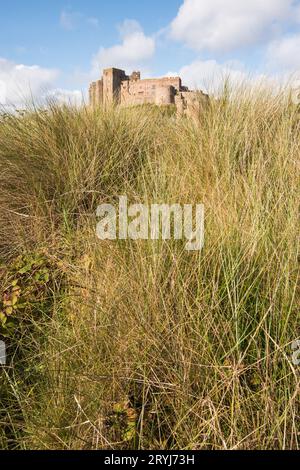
[89,68,209,117]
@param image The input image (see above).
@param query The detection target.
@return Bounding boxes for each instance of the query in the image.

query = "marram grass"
[0,86,299,450]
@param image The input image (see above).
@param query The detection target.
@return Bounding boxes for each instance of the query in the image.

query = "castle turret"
[89,79,103,108]
[130,71,141,81]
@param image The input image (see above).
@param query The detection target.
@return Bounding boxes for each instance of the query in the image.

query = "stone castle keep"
[89,68,209,117]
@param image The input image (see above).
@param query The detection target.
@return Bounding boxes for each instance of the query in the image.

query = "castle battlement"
[89,68,209,117]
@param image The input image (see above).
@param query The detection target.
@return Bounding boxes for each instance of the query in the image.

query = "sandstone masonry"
[89,68,209,117]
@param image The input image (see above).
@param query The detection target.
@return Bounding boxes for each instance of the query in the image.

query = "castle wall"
[96,80,103,106]
[176,91,210,119]
[89,82,95,107]
[89,79,103,107]
[155,86,174,106]
[120,77,181,106]
[102,69,114,106]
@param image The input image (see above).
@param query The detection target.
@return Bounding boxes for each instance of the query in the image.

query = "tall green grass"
[0,87,299,449]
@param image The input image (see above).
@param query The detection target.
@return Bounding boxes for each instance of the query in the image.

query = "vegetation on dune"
[0,88,299,449]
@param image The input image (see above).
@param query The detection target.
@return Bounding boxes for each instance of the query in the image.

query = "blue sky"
[1,0,300,105]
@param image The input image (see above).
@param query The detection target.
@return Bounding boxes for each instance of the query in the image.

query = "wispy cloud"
[60,9,100,31]
[87,17,99,28]
[60,9,81,31]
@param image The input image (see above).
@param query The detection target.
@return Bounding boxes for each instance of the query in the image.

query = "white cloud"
[45,88,84,106]
[170,0,293,52]
[0,80,6,104]
[0,57,85,108]
[117,19,142,38]
[170,59,247,93]
[0,57,59,105]
[167,59,279,95]
[267,33,300,71]
[92,19,155,74]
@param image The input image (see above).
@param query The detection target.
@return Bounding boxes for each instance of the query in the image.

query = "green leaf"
[123,421,136,442]
[0,311,7,325]
[18,264,33,274]
[5,306,13,316]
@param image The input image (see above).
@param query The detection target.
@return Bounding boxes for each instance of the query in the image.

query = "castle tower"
[89,82,96,107]
[89,80,103,107]
[102,68,129,106]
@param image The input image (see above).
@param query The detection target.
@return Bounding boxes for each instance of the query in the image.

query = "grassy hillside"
[0,88,299,450]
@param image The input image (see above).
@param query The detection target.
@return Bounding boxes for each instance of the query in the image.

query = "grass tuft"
[0,86,299,449]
